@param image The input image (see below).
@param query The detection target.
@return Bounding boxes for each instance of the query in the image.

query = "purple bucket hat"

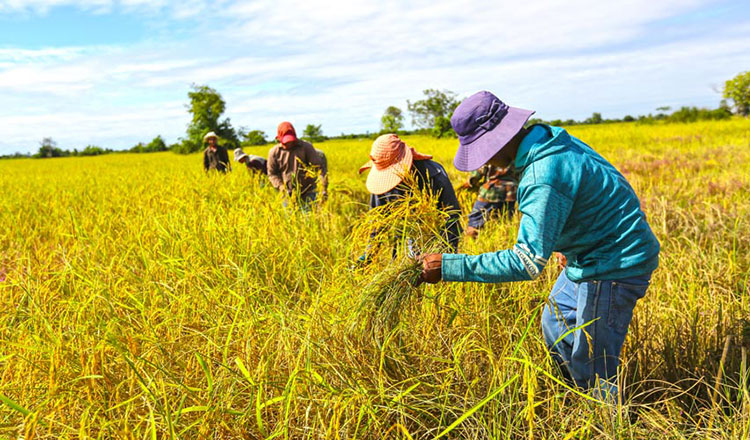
[450,91,535,171]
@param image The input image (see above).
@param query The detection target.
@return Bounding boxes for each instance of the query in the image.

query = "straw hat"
[233,148,249,162]
[203,131,218,141]
[358,134,432,195]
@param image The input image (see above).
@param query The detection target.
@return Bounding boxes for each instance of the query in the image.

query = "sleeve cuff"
[441,253,467,282]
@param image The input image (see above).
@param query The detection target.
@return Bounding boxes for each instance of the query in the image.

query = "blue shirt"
[442,125,659,283]
[370,159,462,253]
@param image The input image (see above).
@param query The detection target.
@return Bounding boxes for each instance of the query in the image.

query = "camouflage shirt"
[468,164,519,203]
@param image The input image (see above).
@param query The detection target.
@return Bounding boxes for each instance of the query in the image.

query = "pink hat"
[359,134,432,195]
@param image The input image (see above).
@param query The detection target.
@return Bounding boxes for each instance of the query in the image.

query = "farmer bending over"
[461,163,519,238]
[233,147,268,175]
[203,132,230,173]
[419,91,660,399]
[267,122,326,209]
[358,134,461,262]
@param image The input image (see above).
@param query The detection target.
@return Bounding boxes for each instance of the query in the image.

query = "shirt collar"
[515,125,549,170]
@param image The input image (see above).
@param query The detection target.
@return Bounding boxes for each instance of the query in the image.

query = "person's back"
[245,154,268,174]
[369,159,462,252]
[472,164,518,202]
[516,124,659,281]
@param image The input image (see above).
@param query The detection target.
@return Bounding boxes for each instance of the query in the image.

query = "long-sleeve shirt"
[244,155,267,174]
[442,124,659,283]
[369,159,462,253]
[203,145,230,173]
[267,140,324,197]
[468,164,518,203]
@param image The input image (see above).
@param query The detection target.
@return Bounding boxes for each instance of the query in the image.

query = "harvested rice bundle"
[360,256,423,332]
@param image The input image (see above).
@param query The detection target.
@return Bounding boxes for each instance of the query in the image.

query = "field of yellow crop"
[1,119,749,439]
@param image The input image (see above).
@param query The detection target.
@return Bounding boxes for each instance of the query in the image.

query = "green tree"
[667,106,731,123]
[407,89,459,129]
[303,124,326,142]
[239,129,268,146]
[34,137,67,158]
[723,71,750,116]
[432,116,455,138]
[584,112,603,124]
[80,145,107,156]
[130,136,167,153]
[145,135,168,152]
[380,106,404,133]
[182,84,238,154]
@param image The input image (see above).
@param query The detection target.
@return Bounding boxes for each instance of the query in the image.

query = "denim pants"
[541,270,651,399]
[467,200,516,229]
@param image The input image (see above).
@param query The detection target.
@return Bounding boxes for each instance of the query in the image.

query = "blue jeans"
[467,200,515,229]
[541,270,650,399]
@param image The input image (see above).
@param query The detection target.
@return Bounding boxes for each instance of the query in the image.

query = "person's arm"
[266,149,284,191]
[203,150,209,172]
[441,183,573,282]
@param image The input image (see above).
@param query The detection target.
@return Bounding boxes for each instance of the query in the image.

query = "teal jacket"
[442,125,660,283]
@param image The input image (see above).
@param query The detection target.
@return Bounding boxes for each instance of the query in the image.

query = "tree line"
[4,70,748,159]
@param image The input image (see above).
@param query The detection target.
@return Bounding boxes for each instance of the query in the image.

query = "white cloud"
[0,0,110,14]
[0,0,220,16]
[0,0,748,154]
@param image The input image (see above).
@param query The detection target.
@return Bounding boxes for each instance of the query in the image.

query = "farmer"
[418,91,660,399]
[267,122,326,209]
[233,147,268,175]
[461,163,519,238]
[202,132,230,173]
[358,134,462,261]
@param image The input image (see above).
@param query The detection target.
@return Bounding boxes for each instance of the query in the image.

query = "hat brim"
[453,106,535,172]
[280,134,297,144]
[235,153,249,162]
[362,147,414,195]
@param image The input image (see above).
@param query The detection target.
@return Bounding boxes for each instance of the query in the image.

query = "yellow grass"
[1,119,749,438]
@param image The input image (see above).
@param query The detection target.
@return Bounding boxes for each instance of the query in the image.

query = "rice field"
[1,119,749,439]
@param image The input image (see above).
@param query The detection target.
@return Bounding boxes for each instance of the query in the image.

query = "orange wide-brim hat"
[358,134,432,195]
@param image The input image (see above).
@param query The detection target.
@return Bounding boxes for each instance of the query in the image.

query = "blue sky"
[1,0,749,154]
